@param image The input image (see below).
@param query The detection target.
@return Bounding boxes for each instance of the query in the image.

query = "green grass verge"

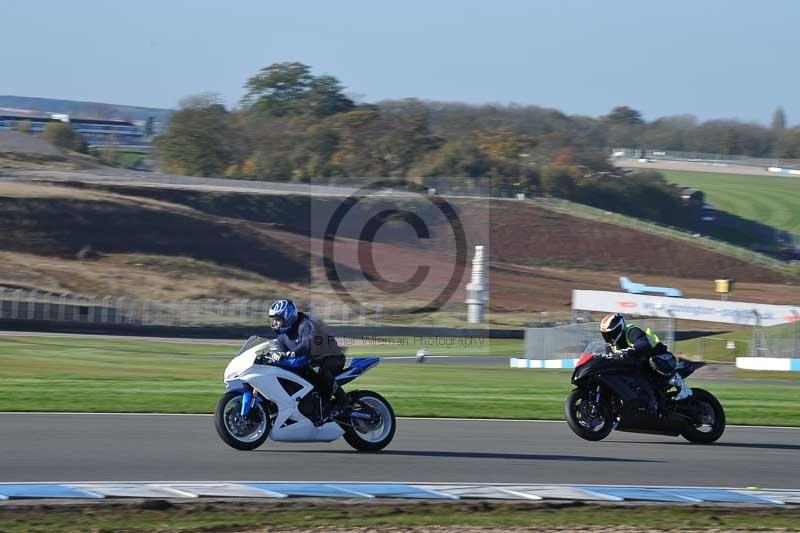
[662,169,800,235]
[735,369,800,381]
[2,501,800,532]
[1,335,798,425]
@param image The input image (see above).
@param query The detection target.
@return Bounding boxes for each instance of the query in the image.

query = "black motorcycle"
[565,342,725,444]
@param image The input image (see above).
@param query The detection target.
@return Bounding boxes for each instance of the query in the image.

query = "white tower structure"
[465,245,488,323]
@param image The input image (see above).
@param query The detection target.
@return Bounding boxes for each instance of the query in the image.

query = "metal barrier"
[687,325,800,360]
[693,337,750,360]
[750,337,800,358]
[0,289,383,327]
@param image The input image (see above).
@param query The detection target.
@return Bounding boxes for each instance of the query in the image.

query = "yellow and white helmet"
[600,313,626,345]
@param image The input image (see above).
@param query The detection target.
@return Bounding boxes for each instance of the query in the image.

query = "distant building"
[0,112,145,147]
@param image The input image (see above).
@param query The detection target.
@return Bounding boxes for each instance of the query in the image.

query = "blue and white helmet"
[268,299,298,333]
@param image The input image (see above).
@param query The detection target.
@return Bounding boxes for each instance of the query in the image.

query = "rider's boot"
[669,373,692,401]
[328,383,350,418]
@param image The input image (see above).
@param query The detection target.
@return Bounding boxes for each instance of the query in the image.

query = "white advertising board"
[572,290,800,326]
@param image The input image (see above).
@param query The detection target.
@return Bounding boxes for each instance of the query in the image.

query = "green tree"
[306,75,355,117]
[41,122,87,152]
[606,106,644,125]
[604,106,645,150]
[771,107,787,157]
[777,129,800,159]
[242,62,353,118]
[772,107,787,132]
[242,62,313,116]
[414,140,491,177]
[154,93,235,176]
[375,99,440,175]
[303,124,341,175]
[143,116,155,136]
[540,165,577,198]
[719,127,739,156]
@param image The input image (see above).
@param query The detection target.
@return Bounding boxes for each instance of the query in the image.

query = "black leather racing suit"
[613,325,673,408]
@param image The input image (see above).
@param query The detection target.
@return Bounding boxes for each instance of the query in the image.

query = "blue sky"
[1,0,797,124]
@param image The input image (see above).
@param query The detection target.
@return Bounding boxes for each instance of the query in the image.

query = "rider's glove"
[616,348,635,358]
[268,352,283,363]
[602,348,632,359]
[287,351,296,358]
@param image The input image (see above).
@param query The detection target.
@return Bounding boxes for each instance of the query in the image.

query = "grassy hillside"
[535,196,792,273]
[0,180,798,321]
[82,182,793,281]
[662,170,800,235]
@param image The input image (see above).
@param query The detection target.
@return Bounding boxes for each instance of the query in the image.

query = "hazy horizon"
[2,0,798,125]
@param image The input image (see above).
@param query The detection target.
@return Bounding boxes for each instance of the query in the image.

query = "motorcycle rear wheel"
[565,389,614,441]
[341,390,396,452]
[679,388,726,444]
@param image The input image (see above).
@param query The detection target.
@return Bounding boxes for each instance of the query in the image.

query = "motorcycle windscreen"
[238,336,271,355]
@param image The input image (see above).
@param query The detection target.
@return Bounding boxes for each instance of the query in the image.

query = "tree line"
[153,62,797,230]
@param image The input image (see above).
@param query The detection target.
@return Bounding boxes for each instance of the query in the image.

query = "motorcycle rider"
[599,313,692,402]
[268,299,349,420]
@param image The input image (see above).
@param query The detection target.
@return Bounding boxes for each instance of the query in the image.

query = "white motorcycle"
[214,336,396,452]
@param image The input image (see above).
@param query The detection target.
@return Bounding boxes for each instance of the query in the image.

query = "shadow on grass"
[261,449,662,463]
[701,210,799,260]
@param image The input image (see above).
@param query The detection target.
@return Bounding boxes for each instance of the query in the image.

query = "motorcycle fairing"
[336,357,381,385]
[676,359,705,379]
[595,374,640,403]
[237,365,343,442]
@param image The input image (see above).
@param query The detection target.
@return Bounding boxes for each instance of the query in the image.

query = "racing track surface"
[1,414,798,489]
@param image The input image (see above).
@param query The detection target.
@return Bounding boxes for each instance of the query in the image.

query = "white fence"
[0,289,382,327]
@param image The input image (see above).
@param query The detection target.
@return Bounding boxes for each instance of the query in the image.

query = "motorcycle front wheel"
[565,389,614,441]
[214,391,271,450]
